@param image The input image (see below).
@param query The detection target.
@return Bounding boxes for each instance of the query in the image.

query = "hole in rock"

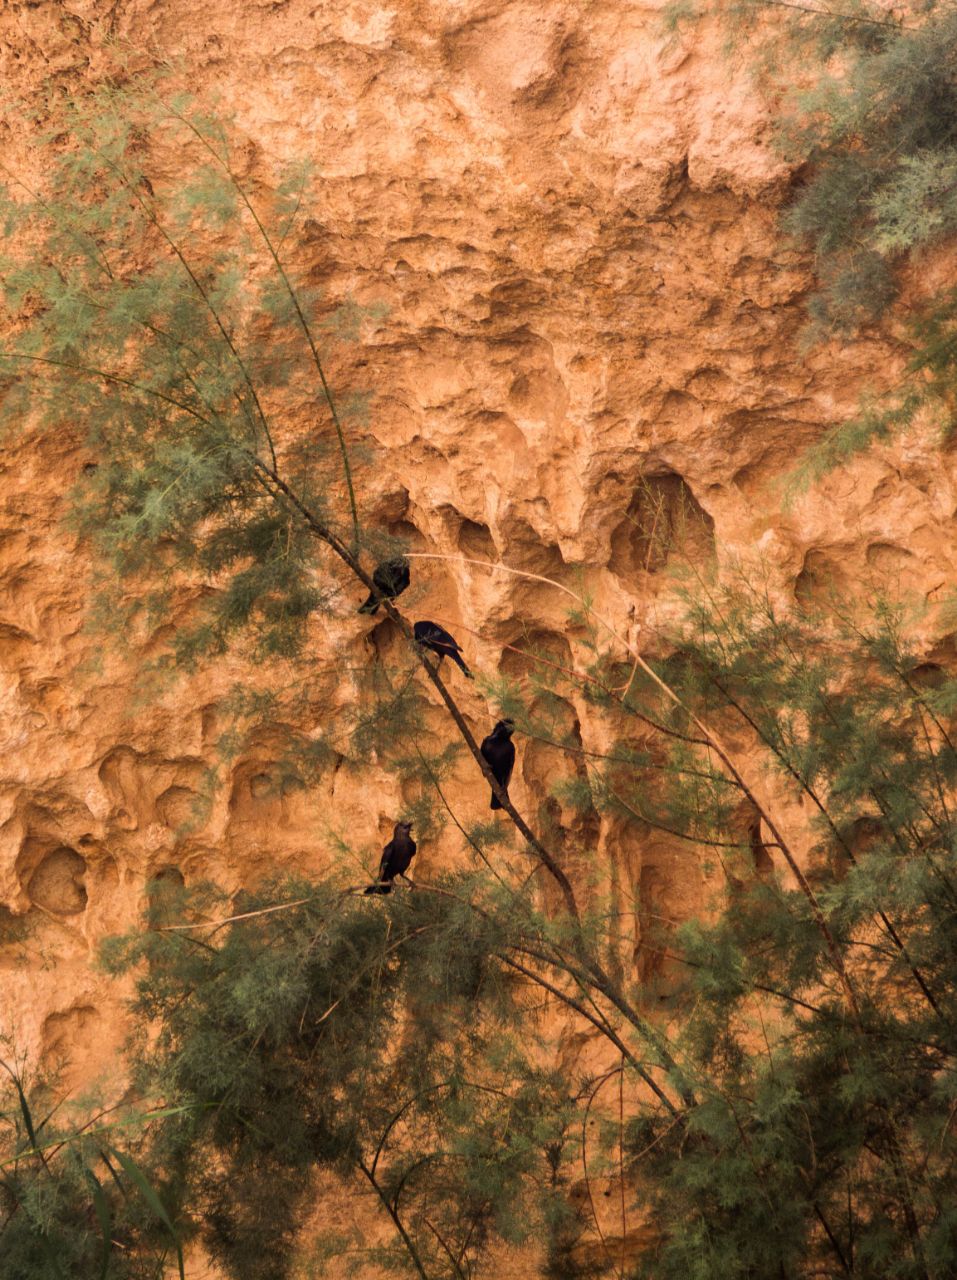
[0,904,29,948]
[152,865,185,888]
[99,745,139,802]
[866,541,914,573]
[147,866,189,933]
[249,772,274,799]
[909,662,946,689]
[723,801,775,886]
[457,518,496,562]
[387,518,427,550]
[500,516,565,576]
[41,1005,100,1075]
[844,816,884,855]
[748,817,774,877]
[157,785,201,831]
[635,862,673,988]
[609,472,715,579]
[228,757,288,826]
[366,615,404,665]
[816,814,884,885]
[201,704,221,745]
[499,628,572,680]
[794,549,848,609]
[522,713,582,796]
[370,485,413,525]
[0,622,36,657]
[924,632,957,671]
[27,848,88,915]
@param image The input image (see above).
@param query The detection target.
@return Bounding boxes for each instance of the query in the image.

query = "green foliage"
[671,1,957,480]
[779,3,957,315]
[0,69,432,860]
[102,874,591,1279]
[84,576,957,1279]
[782,1,957,472]
[617,584,957,1278]
[0,1059,191,1279]
[0,77,377,677]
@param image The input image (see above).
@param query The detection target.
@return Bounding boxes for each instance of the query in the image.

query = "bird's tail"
[363,882,392,895]
[358,594,380,615]
[490,790,506,811]
[452,652,474,679]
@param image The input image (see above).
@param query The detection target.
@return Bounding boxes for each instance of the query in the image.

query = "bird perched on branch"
[413,620,474,679]
[480,719,515,810]
[364,821,416,895]
[358,556,411,615]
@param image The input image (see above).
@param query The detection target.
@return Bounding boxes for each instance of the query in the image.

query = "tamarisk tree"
[3,75,957,1280]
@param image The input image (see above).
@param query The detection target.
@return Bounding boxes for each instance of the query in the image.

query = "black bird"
[364,821,416,895]
[480,719,515,811]
[413,620,474,679]
[358,556,411,615]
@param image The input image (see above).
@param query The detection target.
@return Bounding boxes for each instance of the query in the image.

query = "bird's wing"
[394,837,416,874]
[429,623,456,648]
[378,840,396,878]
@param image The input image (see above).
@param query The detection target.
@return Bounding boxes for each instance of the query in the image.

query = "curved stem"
[1,353,217,428]
[713,676,938,1017]
[91,135,279,472]
[581,1067,625,1280]
[357,1157,431,1280]
[760,0,909,29]
[152,94,361,551]
[425,1218,469,1280]
[619,1056,628,1279]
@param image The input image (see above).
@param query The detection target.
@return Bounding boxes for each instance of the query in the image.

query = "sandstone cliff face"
[0,0,954,1270]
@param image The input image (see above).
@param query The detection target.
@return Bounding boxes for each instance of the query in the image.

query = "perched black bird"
[480,718,515,811]
[413,620,474,679]
[364,821,416,895]
[358,556,411,615]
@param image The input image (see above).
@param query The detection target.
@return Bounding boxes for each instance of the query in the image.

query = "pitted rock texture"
[1,0,956,1273]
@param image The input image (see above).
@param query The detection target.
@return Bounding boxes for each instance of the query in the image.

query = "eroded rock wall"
[1,0,954,1269]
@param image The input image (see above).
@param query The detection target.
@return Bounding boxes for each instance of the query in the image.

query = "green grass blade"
[84,1166,112,1280]
[0,1104,202,1171]
[109,1147,185,1280]
[9,1075,39,1151]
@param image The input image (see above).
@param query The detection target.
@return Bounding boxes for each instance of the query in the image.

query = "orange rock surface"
[1,0,953,1270]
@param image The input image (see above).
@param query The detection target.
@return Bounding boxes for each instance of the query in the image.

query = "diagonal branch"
[407,553,862,1016]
